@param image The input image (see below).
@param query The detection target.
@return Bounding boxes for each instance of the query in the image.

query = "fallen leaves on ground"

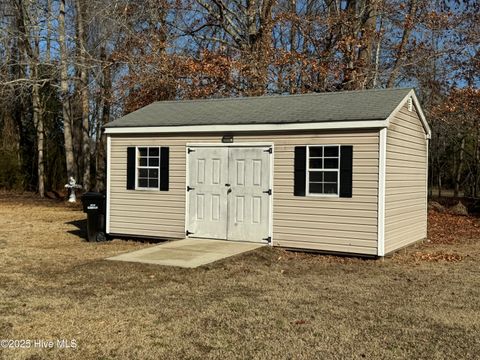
[276,250,363,264]
[411,251,464,263]
[427,210,480,244]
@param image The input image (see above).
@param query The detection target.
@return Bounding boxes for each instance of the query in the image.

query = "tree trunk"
[32,56,44,197]
[386,0,417,87]
[76,0,91,190]
[46,0,51,63]
[357,0,379,89]
[33,15,44,197]
[437,173,442,197]
[453,136,465,197]
[17,0,45,196]
[372,17,383,88]
[288,0,297,93]
[475,129,480,198]
[436,129,442,197]
[244,0,274,96]
[95,48,112,192]
[59,0,76,182]
[341,0,357,89]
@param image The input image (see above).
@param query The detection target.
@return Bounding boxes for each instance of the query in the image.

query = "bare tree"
[191,0,275,95]
[16,0,45,196]
[75,0,90,190]
[59,0,76,181]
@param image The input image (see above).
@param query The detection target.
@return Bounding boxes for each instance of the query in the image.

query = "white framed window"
[136,147,160,189]
[306,145,340,196]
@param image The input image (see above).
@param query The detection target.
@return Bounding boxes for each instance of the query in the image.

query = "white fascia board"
[386,89,431,139]
[104,120,388,134]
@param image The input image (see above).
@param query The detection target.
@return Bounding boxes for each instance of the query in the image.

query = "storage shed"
[104,88,430,256]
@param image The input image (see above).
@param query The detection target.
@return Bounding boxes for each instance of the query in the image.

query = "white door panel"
[227,147,271,242]
[187,146,271,243]
[187,147,228,239]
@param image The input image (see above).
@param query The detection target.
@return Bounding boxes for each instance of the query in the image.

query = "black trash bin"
[81,192,106,242]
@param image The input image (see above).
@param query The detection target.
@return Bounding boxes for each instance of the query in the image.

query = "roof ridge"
[149,87,413,105]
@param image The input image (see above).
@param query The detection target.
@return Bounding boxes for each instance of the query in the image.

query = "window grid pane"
[308,145,340,195]
[137,147,160,189]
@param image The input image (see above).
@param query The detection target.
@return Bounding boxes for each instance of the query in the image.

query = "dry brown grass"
[1,194,479,359]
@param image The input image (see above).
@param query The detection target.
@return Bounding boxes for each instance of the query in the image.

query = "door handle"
[225,183,231,187]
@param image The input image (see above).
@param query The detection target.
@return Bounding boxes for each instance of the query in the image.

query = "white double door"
[187,146,271,243]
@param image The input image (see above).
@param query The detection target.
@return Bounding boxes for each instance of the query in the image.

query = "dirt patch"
[0,194,479,359]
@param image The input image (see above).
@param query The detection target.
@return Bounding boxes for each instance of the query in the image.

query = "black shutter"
[340,145,353,198]
[160,147,169,191]
[294,146,307,196]
[126,147,136,190]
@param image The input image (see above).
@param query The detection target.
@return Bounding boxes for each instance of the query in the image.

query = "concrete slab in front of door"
[106,238,265,268]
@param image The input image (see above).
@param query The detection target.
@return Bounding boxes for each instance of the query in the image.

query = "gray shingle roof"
[105,88,412,128]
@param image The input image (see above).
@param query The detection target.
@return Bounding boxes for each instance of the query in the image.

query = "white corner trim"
[106,134,111,234]
[104,120,388,135]
[268,144,274,246]
[386,89,431,139]
[377,128,387,256]
[184,145,189,238]
[425,138,429,239]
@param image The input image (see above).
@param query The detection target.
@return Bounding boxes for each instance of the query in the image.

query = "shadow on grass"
[65,218,169,244]
[109,234,171,244]
[66,219,87,239]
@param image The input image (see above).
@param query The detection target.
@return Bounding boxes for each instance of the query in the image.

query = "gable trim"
[386,89,431,138]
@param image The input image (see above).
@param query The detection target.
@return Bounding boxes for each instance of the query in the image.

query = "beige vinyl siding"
[109,130,379,255]
[384,104,428,254]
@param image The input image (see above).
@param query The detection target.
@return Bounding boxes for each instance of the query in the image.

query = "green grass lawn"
[0,194,479,359]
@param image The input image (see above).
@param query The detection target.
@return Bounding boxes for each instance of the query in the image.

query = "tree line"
[0,0,479,197]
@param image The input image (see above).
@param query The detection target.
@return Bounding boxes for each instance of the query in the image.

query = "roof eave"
[103,119,388,134]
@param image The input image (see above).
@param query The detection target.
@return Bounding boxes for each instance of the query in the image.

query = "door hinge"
[187,186,195,192]
[187,148,195,154]
[263,189,272,195]
[264,148,272,154]
[263,236,272,243]
[186,230,194,236]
